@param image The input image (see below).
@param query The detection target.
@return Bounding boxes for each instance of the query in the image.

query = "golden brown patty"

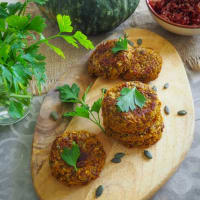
[121,47,162,82]
[88,40,133,80]
[102,81,162,134]
[105,113,164,148]
[49,130,106,186]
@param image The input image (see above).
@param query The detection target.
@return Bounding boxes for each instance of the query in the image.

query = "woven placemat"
[19,1,200,95]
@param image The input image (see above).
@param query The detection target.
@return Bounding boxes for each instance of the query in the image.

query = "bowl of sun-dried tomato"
[146,0,200,36]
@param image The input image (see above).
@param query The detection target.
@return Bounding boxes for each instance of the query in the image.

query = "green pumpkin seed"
[101,88,107,94]
[95,185,103,198]
[137,38,143,46]
[114,152,125,159]
[177,110,187,116]
[144,150,152,159]
[50,111,59,121]
[152,85,157,92]
[163,83,169,89]
[111,157,121,163]
[128,40,134,47]
[164,106,170,115]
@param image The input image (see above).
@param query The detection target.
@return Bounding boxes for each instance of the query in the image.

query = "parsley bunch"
[0,0,94,119]
[57,84,105,133]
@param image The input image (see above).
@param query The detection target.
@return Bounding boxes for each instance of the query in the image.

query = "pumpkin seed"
[164,106,170,115]
[50,111,59,121]
[163,83,169,89]
[137,38,142,46]
[111,157,121,163]
[128,40,134,47]
[101,88,107,94]
[114,152,125,159]
[124,33,129,38]
[152,85,157,92]
[144,150,152,159]
[177,110,187,116]
[95,185,103,198]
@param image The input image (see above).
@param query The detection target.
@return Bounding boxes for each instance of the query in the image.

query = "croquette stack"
[102,82,164,148]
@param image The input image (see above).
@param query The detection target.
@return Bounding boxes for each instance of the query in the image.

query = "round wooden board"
[32,28,195,200]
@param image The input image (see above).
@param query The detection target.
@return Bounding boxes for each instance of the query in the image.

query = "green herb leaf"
[57,83,80,103]
[112,37,128,54]
[0,44,11,62]
[57,14,73,33]
[0,19,5,31]
[0,65,12,83]
[64,105,90,119]
[30,0,48,5]
[9,100,24,119]
[134,88,146,108]
[61,141,80,171]
[45,41,65,59]
[91,98,103,113]
[61,35,78,48]
[7,2,23,15]
[82,85,91,102]
[6,15,29,30]
[117,87,146,112]
[26,16,46,33]
[73,31,94,50]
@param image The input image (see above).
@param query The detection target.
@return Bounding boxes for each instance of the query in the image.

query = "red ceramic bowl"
[146,0,200,36]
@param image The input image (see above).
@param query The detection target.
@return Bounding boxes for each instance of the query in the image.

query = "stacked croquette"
[49,130,106,186]
[102,82,164,148]
[88,40,162,83]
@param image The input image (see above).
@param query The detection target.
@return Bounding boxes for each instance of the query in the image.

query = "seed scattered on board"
[128,40,134,47]
[111,152,125,163]
[164,106,170,115]
[114,152,125,159]
[177,110,187,116]
[111,157,121,163]
[152,85,157,92]
[137,38,143,46]
[144,150,152,159]
[163,83,169,89]
[95,185,103,198]
[50,111,59,121]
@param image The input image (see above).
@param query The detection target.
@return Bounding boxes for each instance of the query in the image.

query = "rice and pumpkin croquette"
[88,39,162,83]
[49,130,106,186]
[88,39,133,80]
[121,47,162,82]
[102,81,164,148]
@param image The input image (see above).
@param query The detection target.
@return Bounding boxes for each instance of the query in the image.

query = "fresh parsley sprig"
[0,0,94,119]
[61,141,80,171]
[117,87,146,112]
[57,83,105,133]
[112,36,128,54]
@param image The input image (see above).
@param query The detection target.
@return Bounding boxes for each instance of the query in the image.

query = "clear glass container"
[0,106,29,126]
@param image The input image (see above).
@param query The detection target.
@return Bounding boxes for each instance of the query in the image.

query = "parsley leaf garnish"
[117,87,146,112]
[61,141,80,171]
[57,83,80,103]
[58,84,105,133]
[112,37,128,54]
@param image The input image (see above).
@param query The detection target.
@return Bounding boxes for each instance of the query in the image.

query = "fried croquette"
[121,47,162,82]
[88,40,133,80]
[49,130,106,186]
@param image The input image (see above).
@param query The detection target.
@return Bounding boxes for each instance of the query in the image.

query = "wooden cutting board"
[32,28,195,200]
